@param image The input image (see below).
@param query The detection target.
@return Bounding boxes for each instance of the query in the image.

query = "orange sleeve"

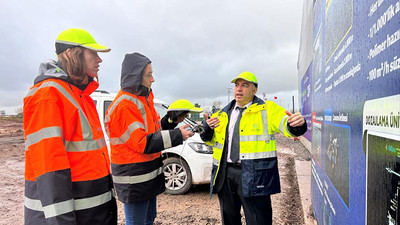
[24,89,71,180]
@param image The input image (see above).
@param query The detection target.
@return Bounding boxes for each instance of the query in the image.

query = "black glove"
[161,114,178,130]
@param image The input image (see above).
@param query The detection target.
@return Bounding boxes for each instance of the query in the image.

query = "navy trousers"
[217,164,273,225]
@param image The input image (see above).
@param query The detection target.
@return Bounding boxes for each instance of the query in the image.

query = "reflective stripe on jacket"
[105,90,182,203]
[24,78,116,225]
[205,98,295,197]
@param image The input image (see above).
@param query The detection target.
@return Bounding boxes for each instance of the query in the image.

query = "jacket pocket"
[214,124,223,133]
[252,159,279,196]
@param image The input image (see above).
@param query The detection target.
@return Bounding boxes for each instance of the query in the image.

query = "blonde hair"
[58,47,86,84]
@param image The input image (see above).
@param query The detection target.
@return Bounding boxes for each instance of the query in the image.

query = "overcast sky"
[0,0,303,114]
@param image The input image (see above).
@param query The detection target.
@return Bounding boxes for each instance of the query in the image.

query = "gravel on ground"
[0,118,311,225]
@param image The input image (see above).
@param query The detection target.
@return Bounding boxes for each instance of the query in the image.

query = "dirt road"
[0,118,311,225]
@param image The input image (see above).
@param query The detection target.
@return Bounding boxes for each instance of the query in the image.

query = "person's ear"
[64,48,71,57]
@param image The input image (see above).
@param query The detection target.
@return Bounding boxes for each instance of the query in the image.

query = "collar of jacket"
[221,95,265,114]
[122,85,151,96]
[79,79,99,96]
[120,89,155,103]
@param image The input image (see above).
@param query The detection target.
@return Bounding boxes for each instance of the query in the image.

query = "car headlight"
[188,142,213,154]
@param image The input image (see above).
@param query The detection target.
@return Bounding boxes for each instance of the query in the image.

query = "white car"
[91,90,212,195]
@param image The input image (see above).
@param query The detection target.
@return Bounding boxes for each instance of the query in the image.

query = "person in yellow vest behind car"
[200,71,307,225]
[163,99,204,130]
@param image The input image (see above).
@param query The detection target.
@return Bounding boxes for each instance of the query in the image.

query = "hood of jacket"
[33,59,98,94]
[120,52,152,96]
[34,60,70,85]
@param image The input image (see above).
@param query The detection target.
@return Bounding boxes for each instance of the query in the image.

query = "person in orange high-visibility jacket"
[105,52,195,225]
[23,28,117,225]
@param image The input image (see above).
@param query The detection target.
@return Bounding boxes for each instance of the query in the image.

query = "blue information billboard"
[299,0,400,224]
[301,66,313,142]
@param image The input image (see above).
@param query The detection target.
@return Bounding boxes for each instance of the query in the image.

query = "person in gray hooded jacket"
[105,52,194,225]
[23,28,117,225]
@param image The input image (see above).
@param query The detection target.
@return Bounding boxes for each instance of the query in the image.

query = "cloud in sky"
[0,0,303,114]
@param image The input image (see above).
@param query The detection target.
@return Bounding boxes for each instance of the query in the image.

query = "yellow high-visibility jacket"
[201,96,306,197]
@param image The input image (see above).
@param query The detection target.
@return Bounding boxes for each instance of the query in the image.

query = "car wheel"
[163,157,192,195]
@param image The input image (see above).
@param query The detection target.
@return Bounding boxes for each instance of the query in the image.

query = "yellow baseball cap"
[168,99,204,113]
[231,71,258,86]
[55,28,110,54]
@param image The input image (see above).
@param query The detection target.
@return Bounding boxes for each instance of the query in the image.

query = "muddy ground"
[0,118,311,225]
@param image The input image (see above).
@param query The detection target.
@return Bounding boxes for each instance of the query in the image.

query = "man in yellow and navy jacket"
[200,72,307,225]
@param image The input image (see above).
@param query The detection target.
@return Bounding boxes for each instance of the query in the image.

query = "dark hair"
[57,47,86,84]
